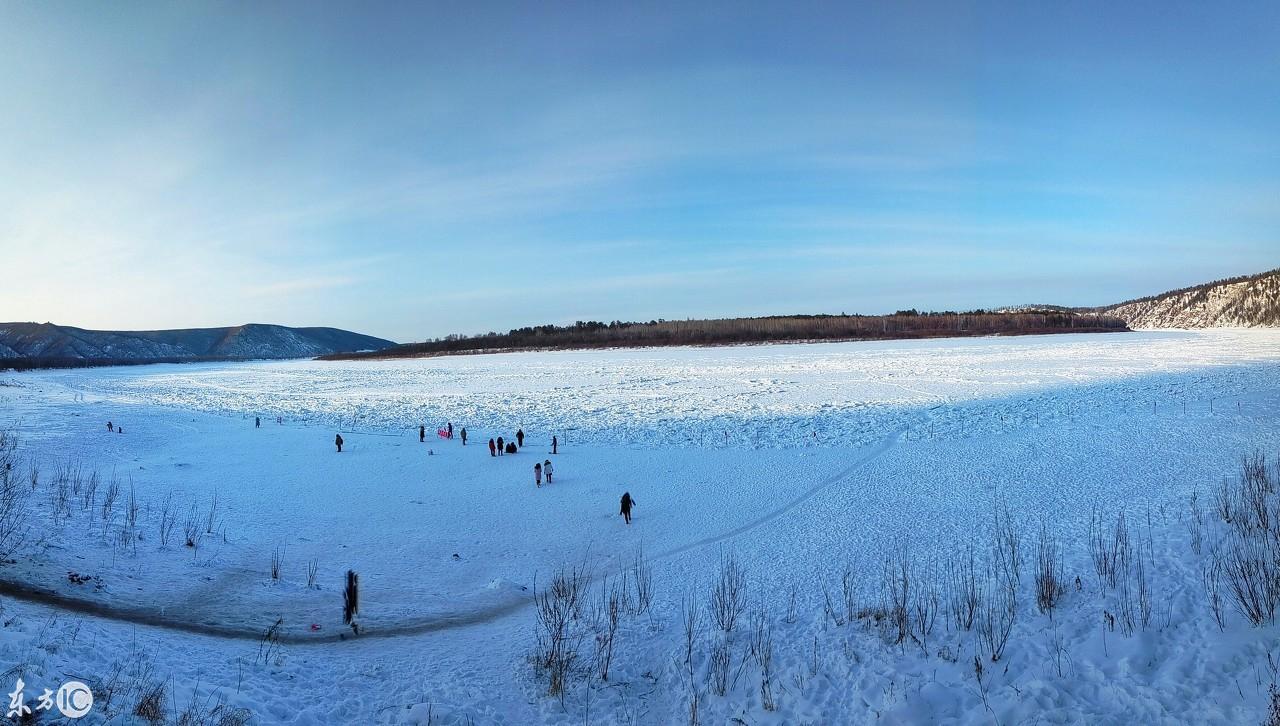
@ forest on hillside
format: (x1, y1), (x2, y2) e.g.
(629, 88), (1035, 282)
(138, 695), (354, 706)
(0, 355), (234, 372)
(1099, 268), (1280, 310)
(323, 311), (1129, 360)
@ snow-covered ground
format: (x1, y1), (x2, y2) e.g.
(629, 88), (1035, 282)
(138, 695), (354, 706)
(1, 330), (1278, 724)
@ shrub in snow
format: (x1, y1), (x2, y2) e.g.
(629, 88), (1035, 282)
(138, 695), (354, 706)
(749, 610), (776, 711)
(709, 551), (747, 634)
(977, 580), (1016, 662)
(631, 549), (654, 618)
(0, 430), (30, 561)
(134, 680), (167, 723)
(1212, 452), (1280, 626)
(912, 563), (941, 655)
(946, 545), (981, 632)
(881, 542), (913, 647)
(590, 576), (622, 682)
(1035, 520), (1066, 617)
(157, 492), (177, 548)
(534, 565), (587, 697)
(182, 505), (201, 549)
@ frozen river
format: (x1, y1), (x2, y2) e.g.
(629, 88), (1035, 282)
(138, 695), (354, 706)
(19, 329), (1280, 449)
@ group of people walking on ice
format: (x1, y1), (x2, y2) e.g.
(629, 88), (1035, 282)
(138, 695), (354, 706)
(329, 418), (635, 524)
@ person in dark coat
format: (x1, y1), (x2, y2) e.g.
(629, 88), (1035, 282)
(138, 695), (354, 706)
(534, 462), (542, 487)
(497, 436), (504, 455)
(506, 441), (517, 454)
(335, 433), (344, 453)
(107, 422), (113, 432)
(255, 416), (261, 428)
(460, 427), (467, 445)
(488, 438), (496, 457)
(516, 428), (525, 448)
(552, 435), (557, 455)
(447, 422), (453, 438)
(419, 425), (425, 443)
(620, 492), (636, 525)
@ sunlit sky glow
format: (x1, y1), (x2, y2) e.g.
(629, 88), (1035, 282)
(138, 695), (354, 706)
(2, 2), (1277, 342)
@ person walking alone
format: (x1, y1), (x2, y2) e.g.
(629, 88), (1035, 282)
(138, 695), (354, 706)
(335, 433), (344, 453)
(447, 422), (453, 438)
(552, 435), (557, 455)
(488, 438), (496, 457)
(256, 416), (261, 428)
(516, 428), (525, 448)
(420, 425), (425, 443)
(460, 427), (467, 445)
(534, 462), (542, 487)
(619, 492), (636, 525)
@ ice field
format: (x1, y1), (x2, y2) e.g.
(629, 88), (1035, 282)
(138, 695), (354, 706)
(1, 329), (1279, 723)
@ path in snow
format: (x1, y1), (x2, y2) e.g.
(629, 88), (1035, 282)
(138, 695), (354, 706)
(650, 421), (912, 562)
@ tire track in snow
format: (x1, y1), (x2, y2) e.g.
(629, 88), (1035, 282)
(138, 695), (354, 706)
(650, 423), (909, 563)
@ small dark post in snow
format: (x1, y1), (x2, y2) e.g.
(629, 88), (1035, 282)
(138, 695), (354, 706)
(344, 570), (360, 632)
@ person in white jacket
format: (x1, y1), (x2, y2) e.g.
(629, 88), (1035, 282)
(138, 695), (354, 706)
(543, 460), (553, 483)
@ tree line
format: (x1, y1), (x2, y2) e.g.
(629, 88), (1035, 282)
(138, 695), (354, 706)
(322, 311), (1129, 361)
(0, 355), (247, 372)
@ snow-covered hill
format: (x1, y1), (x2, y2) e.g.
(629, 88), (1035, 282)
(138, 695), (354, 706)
(1101, 268), (1280, 329)
(0, 322), (395, 362)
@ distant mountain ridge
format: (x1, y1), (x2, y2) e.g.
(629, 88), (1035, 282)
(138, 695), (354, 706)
(1096, 268), (1280, 329)
(0, 322), (395, 365)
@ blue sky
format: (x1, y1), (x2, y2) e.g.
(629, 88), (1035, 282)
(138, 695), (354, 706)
(1, 1), (1276, 342)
